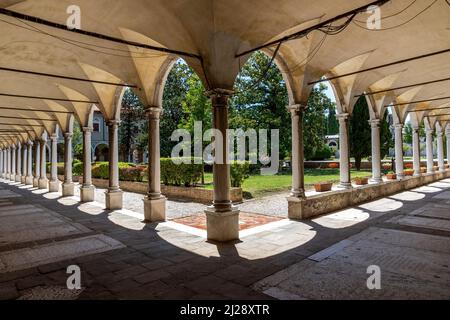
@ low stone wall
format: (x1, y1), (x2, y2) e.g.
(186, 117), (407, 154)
(288, 170), (450, 220)
(79, 177), (243, 204)
(305, 160), (432, 169)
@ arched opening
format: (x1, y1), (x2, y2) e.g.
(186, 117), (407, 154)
(94, 143), (109, 162)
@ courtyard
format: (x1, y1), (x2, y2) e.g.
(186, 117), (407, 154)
(0, 0), (450, 308)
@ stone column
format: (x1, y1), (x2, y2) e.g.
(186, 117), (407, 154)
(412, 126), (421, 176)
(426, 128), (435, 173)
(38, 137), (48, 189)
(26, 141), (34, 185)
(446, 128), (450, 168)
(49, 134), (59, 192)
(337, 113), (352, 188)
(436, 129), (445, 172)
(143, 107), (166, 222)
(62, 132), (74, 196)
(288, 104), (306, 197)
(21, 143), (27, 184)
(369, 119), (382, 183)
(7, 146), (11, 180)
(0, 149), (3, 179)
(205, 90), (239, 242)
(80, 127), (95, 202)
(105, 120), (123, 210)
(10, 144), (16, 182)
(394, 124), (405, 180)
(33, 141), (40, 187)
(15, 143), (22, 182)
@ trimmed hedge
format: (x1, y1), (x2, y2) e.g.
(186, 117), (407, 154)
(230, 161), (250, 187)
(91, 162), (136, 180)
(160, 158), (202, 187)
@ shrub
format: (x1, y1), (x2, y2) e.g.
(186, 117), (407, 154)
(92, 162), (135, 180)
(120, 167), (144, 182)
(159, 158), (203, 187)
(311, 145), (333, 160)
(230, 161), (250, 188)
(382, 163), (392, 171)
(404, 163), (413, 169)
(73, 162), (84, 176)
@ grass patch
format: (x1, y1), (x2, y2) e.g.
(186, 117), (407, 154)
(202, 169), (372, 198)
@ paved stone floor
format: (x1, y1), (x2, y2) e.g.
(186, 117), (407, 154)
(1, 178), (450, 300)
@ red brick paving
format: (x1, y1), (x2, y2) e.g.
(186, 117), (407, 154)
(171, 212), (283, 231)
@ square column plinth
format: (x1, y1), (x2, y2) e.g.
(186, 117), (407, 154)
(62, 182), (75, 197)
(205, 207), (240, 242)
(33, 177), (39, 188)
(49, 180), (60, 193)
(105, 190), (123, 210)
(80, 185), (95, 203)
(38, 178), (48, 190)
(144, 196), (167, 222)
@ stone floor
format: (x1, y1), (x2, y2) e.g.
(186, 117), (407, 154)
(0, 178), (450, 300)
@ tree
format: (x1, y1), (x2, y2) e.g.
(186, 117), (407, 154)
(349, 96), (371, 170)
(72, 121), (83, 161)
(326, 105), (339, 135)
(119, 88), (146, 162)
(380, 112), (394, 160)
(304, 84), (335, 160)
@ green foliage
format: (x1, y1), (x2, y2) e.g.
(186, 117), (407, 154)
(350, 97), (371, 170)
(230, 161), (251, 188)
(311, 145), (333, 160)
(73, 162), (84, 176)
(380, 112), (394, 160)
(120, 167), (144, 182)
(327, 106), (339, 135)
(73, 122), (83, 161)
(159, 158), (203, 187)
(160, 61), (194, 157)
(119, 88), (147, 161)
(92, 162), (135, 180)
(304, 84), (334, 160)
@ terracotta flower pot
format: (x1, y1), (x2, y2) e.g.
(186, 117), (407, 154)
(445, 164), (450, 169)
(420, 168), (427, 174)
(404, 170), (414, 176)
(314, 183), (333, 192)
(386, 173), (397, 180)
(354, 177), (369, 185)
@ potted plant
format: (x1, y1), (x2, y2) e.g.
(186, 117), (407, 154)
(445, 164), (450, 169)
(420, 167), (427, 174)
(404, 169), (414, 176)
(433, 165), (439, 172)
(386, 171), (397, 180)
(314, 182), (333, 192)
(354, 177), (369, 185)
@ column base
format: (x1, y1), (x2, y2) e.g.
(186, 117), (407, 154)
(143, 196), (167, 222)
(15, 175), (21, 183)
(21, 176), (26, 184)
(396, 174), (405, 181)
(205, 205), (240, 242)
(49, 180), (60, 193)
(33, 177), (39, 187)
(370, 177), (383, 184)
(337, 182), (352, 189)
(38, 178), (48, 189)
(62, 182), (75, 197)
(105, 190), (123, 210)
(10, 175), (16, 182)
(80, 185), (95, 202)
(287, 196), (306, 220)
(25, 176), (33, 185)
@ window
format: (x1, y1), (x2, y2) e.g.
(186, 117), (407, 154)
(93, 122), (100, 132)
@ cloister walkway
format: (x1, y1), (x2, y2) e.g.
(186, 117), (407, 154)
(1, 177), (450, 300)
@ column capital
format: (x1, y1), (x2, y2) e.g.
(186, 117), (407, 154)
(336, 113), (350, 121)
(107, 120), (121, 127)
(287, 104), (307, 114)
(205, 88), (234, 99)
(426, 128), (434, 135)
(64, 132), (73, 139)
(11, 145), (16, 150)
(445, 128), (450, 136)
(27, 140), (33, 146)
(82, 127), (93, 133)
(394, 123), (404, 130)
(50, 134), (58, 141)
(368, 119), (381, 128)
(145, 106), (163, 120)
(39, 137), (47, 144)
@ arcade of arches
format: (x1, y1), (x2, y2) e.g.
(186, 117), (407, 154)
(0, 0), (450, 300)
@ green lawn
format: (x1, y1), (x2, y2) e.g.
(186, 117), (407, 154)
(202, 169), (372, 198)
